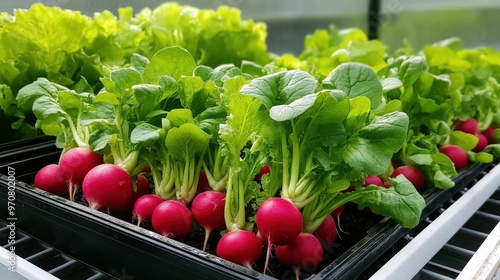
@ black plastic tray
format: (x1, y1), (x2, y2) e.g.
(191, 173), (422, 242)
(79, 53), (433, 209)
(0, 147), (496, 280)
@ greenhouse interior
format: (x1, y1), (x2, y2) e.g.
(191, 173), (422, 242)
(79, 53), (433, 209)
(1, 0), (500, 279)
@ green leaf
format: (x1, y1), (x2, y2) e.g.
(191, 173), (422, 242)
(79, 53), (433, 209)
(240, 70), (317, 109)
(131, 123), (161, 147)
(381, 77), (403, 92)
(16, 78), (59, 109)
(343, 111), (409, 175)
(166, 109), (194, 127)
(302, 89), (350, 125)
(398, 56), (425, 87)
(449, 130), (479, 151)
(269, 93), (317, 122)
(467, 152), (493, 163)
(346, 175), (426, 228)
(142, 47), (197, 83)
(344, 96), (370, 136)
(89, 130), (113, 151)
(131, 53), (150, 73)
(323, 62), (383, 110)
(165, 123), (210, 160)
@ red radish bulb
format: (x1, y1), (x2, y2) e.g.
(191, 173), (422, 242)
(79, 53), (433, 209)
(255, 164), (270, 184)
(196, 169), (209, 194)
(34, 164), (69, 198)
(132, 194), (163, 227)
(483, 125), (498, 144)
(59, 147), (103, 201)
(152, 200), (193, 239)
(313, 215), (337, 247)
(216, 230), (262, 269)
(439, 145), (469, 171)
(275, 233), (324, 278)
(391, 166), (425, 192)
(362, 175), (384, 187)
(82, 164), (135, 213)
(455, 118), (479, 134)
(133, 175), (151, 199)
(473, 133), (488, 152)
(256, 197), (303, 274)
(191, 191), (226, 251)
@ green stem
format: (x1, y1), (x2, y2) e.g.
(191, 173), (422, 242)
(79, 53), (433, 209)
(280, 125), (290, 198)
(288, 120), (301, 197)
(64, 114), (87, 148)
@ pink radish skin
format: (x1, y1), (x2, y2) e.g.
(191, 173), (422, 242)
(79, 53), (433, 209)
(59, 147), (103, 201)
(362, 175), (384, 187)
(216, 230), (262, 269)
(439, 145), (469, 171)
(82, 164), (135, 213)
(133, 175), (151, 200)
(191, 191), (226, 251)
(275, 233), (324, 279)
(391, 166), (426, 192)
(34, 164), (69, 198)
(256, 197), (303, 274)
(473, 133), (488, 152)
(455, 118), (479, 134)
(313, 215), (337, 247)
(132, 194), (163, 227)
(152, 200), (193, 240)
(483, 126), (497, 144)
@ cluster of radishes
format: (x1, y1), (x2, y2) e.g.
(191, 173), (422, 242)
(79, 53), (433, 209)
(216, 197), (337, 278)
(376, 118), (498, 194)
(34, 154), (339, 278)
(34, 147), (150, 213)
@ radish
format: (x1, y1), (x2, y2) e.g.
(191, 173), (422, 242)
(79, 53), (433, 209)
(132, 194), (163, 227)
(255, 164), (270, 184)
(133, 175), (151, 199)
(455, 118), (479, 134)
(216, 230), (262, 269)
(275, 233), (324, 279)
(59, 147), (104, 201)
(82, 164), (135, 213)
(191, 191), (226, 251)
(34, 164), (69, 198)
(152, 200), (193, 240)
(256, 197), (303, 274)
(362, 175), (384, 187)
(483, 125), (498, 144)
(196, 169), (209, 195)
(391, 165), (425, 192)
(473, 133), (488, 152)
(439, 145), (468, 171)
(313, 215), (337, 247)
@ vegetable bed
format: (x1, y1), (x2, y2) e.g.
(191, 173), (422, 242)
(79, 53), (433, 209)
(1, 149), (496, 279)
(2, 2), (500, 280)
